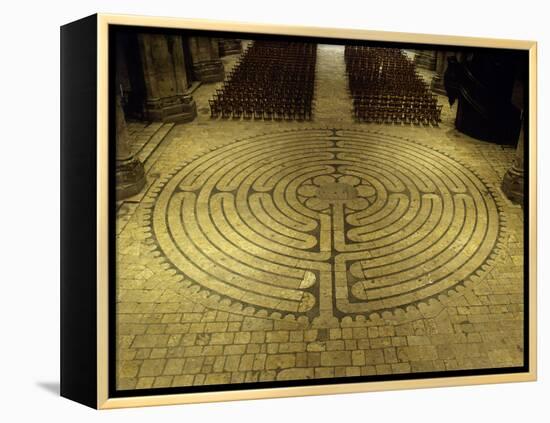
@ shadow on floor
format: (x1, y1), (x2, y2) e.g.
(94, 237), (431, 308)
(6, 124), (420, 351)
(36, 381), (60, 396)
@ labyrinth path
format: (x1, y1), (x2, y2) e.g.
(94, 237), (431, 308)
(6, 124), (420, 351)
(149, 128), (502, 325)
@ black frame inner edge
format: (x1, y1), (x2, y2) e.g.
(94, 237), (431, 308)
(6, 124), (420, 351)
(107, 24), (531, 399)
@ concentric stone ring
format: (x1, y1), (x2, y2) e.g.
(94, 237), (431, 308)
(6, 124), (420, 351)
(149, 128), (502, 323)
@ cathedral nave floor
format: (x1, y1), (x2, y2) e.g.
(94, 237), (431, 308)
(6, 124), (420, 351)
(115, 44), (524, 390)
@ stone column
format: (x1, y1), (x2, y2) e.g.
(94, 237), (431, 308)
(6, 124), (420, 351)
(188, 36), (225, 82)
(218, 39), (242, 56)
(501, 122), (525, 204)
(415, 49), (437, 70)
(138, 33), (197, 123)
(430, 51), (449, 95)
(116, 95), (146, 200)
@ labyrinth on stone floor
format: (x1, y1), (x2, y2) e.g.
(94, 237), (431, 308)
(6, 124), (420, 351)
(147, 128), (503, 325)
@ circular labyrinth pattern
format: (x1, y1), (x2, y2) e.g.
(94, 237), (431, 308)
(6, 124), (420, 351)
(149, 128), (503, 324)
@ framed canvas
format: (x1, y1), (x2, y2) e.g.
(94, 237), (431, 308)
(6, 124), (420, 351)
(60, 13), (537, 409)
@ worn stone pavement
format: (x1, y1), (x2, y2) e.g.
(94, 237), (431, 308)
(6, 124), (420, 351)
(115, 44), (524, 390)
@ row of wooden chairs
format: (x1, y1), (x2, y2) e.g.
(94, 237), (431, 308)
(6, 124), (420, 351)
(345, 46), (442, 125)
(209, 41), (316, 121)
(352, 93), (439, 106)
(353, 96), (443, 124)
(208, 99), (313, 120)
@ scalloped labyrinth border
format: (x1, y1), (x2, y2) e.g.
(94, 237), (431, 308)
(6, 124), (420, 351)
(132, 127), (508, 329)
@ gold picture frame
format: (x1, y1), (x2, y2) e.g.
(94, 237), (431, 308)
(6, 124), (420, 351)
(60, 13), (537, 409)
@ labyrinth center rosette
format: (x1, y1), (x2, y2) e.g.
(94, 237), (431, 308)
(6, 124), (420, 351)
(150, 129), (502, 321)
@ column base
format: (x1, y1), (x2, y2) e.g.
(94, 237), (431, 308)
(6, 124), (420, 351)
(116, 157), (146, 200)
(193, 60), (225, 83)
(430, 75), (446, 95)
(501, 166), (524, 205)
(219, 39), (242, 56)
(145, 94), (197, 123)
(415, 52), (437, 71)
